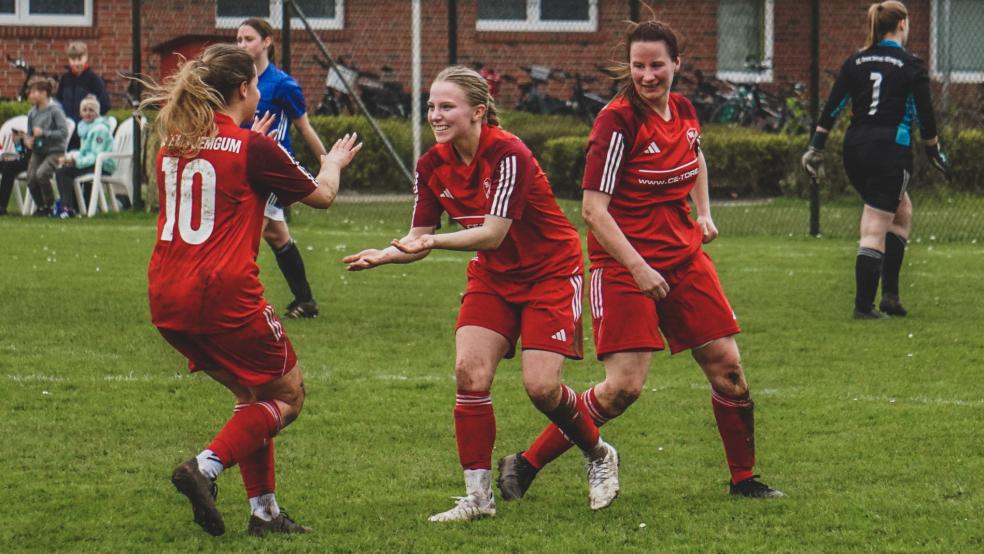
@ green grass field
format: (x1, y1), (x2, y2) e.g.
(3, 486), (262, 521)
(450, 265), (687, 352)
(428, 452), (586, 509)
(1, 201), (982, 552)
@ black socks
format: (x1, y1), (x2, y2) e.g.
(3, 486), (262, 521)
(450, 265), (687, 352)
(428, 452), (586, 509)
(273, 238), (313, 303)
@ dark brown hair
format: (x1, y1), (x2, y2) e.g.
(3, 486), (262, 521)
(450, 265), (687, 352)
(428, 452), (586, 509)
(138, 43), (256, 156)
(240, 18), (276, 63)
(26, 75), (54, 95)
(610, 19), (683, 115)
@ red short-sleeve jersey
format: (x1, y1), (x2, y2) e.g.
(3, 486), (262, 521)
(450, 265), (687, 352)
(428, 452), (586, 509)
(582, 93), (704, 270)
(412, 124), (582, 281)
(148, 113), (319, 333)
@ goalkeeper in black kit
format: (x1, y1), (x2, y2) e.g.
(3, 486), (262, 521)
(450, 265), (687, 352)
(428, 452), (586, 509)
(801, 1), (951, 319)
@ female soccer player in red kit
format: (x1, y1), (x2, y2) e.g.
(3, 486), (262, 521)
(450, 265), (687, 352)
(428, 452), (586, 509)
(142, 44), (361, 536)
(497, 20), (783, 500)
(343, 66), (620, 521)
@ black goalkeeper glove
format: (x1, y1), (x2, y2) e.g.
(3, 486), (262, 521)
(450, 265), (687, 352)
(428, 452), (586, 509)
(924, 142), (952, 182)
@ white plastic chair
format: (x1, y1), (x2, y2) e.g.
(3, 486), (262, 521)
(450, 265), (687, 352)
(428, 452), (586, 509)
(77, 116), (138, 217)
(1, 115), (29, 214)
(12, 116), (75, 215)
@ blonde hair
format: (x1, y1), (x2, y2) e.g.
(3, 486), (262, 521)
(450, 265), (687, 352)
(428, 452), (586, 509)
(865, 1), (908, 49)
(432, 65), (500, 127)
(79, 94), (100, 113)
(137, 44), (255, 157)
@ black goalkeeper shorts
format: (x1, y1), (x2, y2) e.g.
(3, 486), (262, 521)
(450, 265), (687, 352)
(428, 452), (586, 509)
(842, 140), (913, 213)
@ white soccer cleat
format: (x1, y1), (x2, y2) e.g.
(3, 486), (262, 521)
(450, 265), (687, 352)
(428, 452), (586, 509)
(427, 494), (497, 522)
(428, 468), (496, 522)
(586, 439), (620, 510)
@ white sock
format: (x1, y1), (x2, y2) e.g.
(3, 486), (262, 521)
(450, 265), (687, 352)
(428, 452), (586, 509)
(463, 469), (493, 504)
(195, 449), (224, 480)
(249, 493), (281, 521)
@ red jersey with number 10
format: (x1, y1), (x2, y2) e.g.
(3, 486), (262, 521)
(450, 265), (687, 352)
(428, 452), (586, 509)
(582, 93), (703, 270)
(148, 113), (318, 333)
(412, 124), (582, 281)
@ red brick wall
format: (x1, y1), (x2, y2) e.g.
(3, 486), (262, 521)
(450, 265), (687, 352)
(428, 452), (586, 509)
(0, 0), (975, 112)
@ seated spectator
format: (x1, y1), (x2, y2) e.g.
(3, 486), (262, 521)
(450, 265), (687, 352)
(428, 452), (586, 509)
(56, 41), (110, 150)
(24, 76), (69, 216)
(55, 95), (115, 218)
(0, 126), (29, 216)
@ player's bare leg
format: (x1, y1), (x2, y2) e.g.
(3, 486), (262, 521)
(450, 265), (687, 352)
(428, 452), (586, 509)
(172, 367), (310, 535)
(522, 349), (619, 510)
(499, 351), (648, 502)
(429, 326), (504, 522)
(694, 337), (782, 498)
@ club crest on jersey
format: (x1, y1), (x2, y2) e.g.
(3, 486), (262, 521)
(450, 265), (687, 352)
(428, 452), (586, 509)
(686, 128), (700, 150)
(483, 177), (492, 199)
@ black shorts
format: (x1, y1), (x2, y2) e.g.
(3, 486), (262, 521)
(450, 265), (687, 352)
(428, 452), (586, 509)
(842, 140), (912, 213)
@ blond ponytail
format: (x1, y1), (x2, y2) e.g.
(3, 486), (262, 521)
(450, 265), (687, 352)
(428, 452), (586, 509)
(865, 1), (908, 49)
(138, 44), (255, 157)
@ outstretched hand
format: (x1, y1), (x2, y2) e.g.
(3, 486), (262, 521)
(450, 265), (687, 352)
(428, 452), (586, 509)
(323, 133), (363, 170)
(250, 111), (276, 137)
(391, 235), (434, 254)
(343, 248), (388, 271)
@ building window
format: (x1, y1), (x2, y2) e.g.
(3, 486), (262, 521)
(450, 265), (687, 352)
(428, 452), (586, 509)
(716, 0), (774, 83)
(932, 0), (984, 82)
(477, 0), (598, 32)
(216, 0), (344, 30)
(0, 0), (92, 26)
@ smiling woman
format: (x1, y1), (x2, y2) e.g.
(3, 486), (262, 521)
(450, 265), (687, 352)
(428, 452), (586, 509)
(343, 65), (621, 522)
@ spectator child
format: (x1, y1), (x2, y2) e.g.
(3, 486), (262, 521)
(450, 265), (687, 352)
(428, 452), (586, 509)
(55, 95), (116, 217)
(24, 76), (69, 216)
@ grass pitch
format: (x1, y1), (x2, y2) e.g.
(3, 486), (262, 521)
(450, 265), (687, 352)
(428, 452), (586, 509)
(1, 200), (982, 552)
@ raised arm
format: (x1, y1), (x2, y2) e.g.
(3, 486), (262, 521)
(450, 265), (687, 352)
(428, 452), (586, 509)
(300, 133), (362, 208)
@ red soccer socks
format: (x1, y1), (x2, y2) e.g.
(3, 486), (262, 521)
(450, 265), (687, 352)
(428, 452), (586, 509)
(207, 400), (283, 469)
(232, 402), (277, 498)
(711, 390), (757, 484)
(524, 386), (612, 469)
(454, 390), (496, 470)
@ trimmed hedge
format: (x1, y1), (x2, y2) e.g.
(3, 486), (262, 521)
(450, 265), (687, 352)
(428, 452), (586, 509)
(7, 101), (979, 197)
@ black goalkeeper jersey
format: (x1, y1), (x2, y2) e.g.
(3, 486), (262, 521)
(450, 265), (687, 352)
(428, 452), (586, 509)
(819, 40), (937, 148)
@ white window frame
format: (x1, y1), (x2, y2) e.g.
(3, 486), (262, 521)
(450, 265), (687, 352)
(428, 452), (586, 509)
(476, 0), (598, 33)
(716, 0), (774, 84)
(215, 0), (344, 30)
(930, 0), (984, 83)
(0, 0), (93, 27)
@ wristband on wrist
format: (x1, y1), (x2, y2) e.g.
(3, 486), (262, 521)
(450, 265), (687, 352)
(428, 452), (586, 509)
(809, 131), (828, 150)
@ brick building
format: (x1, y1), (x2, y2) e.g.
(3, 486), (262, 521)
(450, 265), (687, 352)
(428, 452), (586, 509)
(1, 1), (980, 112)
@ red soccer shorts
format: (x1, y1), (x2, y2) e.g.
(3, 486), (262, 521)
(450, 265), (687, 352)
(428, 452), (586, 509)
(588, 251), (740, 357)
(456, 263), (584, 360)
(157, 304), (298, 388)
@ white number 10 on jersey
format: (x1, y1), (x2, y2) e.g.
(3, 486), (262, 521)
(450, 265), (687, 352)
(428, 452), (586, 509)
(160, 156), (216, 244)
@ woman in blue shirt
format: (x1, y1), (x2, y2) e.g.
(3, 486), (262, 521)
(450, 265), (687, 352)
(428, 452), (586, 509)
(238, 18), (329, 320)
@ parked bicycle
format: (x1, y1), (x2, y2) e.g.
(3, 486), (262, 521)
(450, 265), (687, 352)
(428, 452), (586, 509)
(5, 56), (57, 102)
(315, 57), (412, 120)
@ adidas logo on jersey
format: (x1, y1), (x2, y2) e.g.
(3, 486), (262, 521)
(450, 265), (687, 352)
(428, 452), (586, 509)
(440, 188), (455, 199)
(551, 330), (567, 341)
(645, 141), (661, 154)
